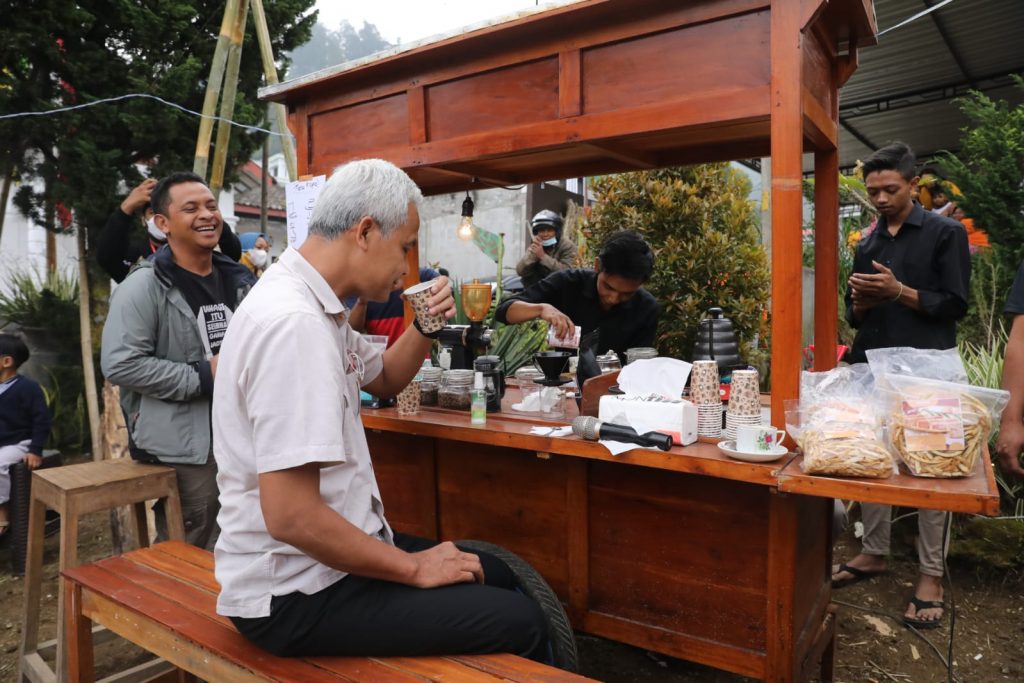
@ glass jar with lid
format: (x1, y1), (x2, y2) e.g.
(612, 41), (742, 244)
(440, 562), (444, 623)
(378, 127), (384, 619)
(419, 366), (443, 406)
(595, 350), (622, 374)
(438, 369), (475, 410)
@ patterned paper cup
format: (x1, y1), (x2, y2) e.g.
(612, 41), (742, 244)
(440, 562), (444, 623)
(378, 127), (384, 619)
(728, 369), (761, 417)
(397, 380), (421, 416)
(690, 360), (721, 404)
(403, 279), (446, 334)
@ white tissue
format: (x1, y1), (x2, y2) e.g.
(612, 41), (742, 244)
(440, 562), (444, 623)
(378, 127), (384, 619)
(512, 387), (564, 413)
(617, 357), (692, 398)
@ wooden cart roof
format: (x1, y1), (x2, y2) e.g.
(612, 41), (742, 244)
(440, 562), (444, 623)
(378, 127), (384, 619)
(261, 0), (876, 196)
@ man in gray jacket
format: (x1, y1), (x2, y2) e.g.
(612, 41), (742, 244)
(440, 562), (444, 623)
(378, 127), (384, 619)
(101, 171), (256, 549)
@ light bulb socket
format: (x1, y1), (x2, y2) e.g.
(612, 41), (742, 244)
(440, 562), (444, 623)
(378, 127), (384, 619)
(461, 194), (474, 218)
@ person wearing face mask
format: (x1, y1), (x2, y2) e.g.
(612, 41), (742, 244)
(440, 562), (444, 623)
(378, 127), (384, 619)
(97, 177), (242, 283)
(239, 233), (272, 277)
(515, 209), (577, 289)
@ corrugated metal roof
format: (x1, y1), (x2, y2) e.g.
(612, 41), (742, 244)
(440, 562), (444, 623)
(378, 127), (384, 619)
(834, 0), (1024, 169)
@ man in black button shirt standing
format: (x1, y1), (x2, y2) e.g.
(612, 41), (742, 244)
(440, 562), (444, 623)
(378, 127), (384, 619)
(102, 172), (256, 549)
(832, 142), (970, 629)
(494, 230), (659, 356)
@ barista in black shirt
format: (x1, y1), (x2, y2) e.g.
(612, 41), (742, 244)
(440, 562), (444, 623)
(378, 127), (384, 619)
(494, 230), (659, 355)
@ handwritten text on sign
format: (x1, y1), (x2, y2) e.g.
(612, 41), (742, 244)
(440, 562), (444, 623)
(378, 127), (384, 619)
(285, 175), (326, 248)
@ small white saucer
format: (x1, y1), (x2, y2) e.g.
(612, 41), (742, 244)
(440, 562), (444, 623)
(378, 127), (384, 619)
(717, 440), (788, 463)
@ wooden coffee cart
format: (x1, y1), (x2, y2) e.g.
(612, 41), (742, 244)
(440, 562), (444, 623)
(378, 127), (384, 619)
(262, 2), (999, 680)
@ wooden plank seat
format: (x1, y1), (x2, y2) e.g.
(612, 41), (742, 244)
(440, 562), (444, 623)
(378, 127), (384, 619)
(62, 541), (594, 682)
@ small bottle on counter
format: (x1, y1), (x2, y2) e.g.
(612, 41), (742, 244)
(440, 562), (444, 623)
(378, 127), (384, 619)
(470, 371), (487, 425)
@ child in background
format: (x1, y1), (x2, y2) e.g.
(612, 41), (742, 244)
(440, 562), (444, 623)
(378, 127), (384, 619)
(0, 334), (51, 539)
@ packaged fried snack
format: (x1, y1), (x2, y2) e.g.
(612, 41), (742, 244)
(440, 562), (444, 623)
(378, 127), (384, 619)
(883, 376), (1007, 478)
(792, 365), (895, 479)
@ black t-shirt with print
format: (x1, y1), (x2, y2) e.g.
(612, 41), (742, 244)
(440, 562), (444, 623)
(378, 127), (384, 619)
(169, 263), (235, 357)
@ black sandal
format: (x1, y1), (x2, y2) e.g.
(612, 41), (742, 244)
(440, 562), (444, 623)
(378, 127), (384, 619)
(904, 596), (945, 629)
(831, 562), (885, 589)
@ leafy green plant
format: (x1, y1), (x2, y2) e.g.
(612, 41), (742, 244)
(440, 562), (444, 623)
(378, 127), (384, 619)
(0, 268), (79, 336)
(582, 164), (771, 367)
(959, 248), (1007, 347)
(941, 77), (1024, 304)
(489, 320), (548, 376)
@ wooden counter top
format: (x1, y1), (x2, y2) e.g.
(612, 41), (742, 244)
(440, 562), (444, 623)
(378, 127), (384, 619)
(777, 452), (1001, 516)
(362, 404), (787, 487)
(362, 399), (1001, 516)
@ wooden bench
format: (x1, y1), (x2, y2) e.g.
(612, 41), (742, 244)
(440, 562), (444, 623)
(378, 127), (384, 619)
(62, 541), (594, 682)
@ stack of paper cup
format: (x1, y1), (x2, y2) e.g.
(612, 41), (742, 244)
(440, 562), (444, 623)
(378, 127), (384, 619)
(725, 368), (762, 440)
(691, 360), (723, 438)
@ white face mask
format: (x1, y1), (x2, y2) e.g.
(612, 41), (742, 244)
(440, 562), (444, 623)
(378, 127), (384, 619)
(146, 217), (166, 243)
(249, 247), (269, 268)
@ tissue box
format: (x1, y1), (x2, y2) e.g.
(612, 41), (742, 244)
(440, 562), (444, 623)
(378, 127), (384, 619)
(598, 394), (698, 446)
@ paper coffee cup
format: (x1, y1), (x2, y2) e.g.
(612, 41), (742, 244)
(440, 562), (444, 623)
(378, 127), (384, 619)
(397, 379), (421, 416)
(403, 279), (446, 334)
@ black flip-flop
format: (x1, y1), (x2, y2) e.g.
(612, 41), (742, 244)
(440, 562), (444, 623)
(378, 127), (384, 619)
(831, 562), (885, 589)
(903, 596), (945, 629)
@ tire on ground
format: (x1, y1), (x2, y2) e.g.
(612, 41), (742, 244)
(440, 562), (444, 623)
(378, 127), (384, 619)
(456, 539), (579, 673)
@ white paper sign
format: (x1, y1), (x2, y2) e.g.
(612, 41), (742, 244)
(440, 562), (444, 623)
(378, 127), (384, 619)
(285, 175), (326, 248)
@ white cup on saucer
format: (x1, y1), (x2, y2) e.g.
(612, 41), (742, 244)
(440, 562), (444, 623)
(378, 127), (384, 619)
(736, 424), (786, 453)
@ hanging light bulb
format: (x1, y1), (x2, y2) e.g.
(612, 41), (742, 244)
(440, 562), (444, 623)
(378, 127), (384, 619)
(456, 192), (475, 240)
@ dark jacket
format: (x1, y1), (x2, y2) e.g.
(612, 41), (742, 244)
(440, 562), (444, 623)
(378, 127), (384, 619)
(0, 375), (51, 454)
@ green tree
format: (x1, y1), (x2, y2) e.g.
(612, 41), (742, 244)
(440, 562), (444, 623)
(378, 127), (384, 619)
(583, 164), (771, 365)
(1, 0), (316, 251)
(941, 77), (1024, 300)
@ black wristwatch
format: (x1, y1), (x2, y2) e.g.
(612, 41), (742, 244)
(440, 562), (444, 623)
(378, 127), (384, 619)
(413, 318), (442, 339)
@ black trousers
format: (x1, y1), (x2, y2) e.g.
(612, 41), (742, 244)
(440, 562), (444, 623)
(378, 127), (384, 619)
(231, 533), (549, 661)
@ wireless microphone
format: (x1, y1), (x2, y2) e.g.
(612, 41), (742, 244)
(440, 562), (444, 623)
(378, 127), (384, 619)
(571, 416), (673, 451)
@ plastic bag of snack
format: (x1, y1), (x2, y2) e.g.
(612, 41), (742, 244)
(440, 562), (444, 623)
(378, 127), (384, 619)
(879, 374), (1008, 478)
(794, 365), (895, 478)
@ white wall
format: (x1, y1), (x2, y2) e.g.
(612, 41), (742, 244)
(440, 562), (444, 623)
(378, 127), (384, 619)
(418, 187), (529, 283)
(0, 179), (78, 294)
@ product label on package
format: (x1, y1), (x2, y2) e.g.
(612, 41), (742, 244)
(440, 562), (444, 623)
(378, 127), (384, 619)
(901, 396), (965, 452)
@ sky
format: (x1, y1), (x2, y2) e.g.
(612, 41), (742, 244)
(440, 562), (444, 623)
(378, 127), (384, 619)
(313, 0), (559, 45)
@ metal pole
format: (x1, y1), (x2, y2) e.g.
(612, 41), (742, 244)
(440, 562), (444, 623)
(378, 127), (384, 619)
(209, 0), (250, 197)
(249, 0), (298, 181)
(260, 135), (269, 234)
(193, 0), (239, 179)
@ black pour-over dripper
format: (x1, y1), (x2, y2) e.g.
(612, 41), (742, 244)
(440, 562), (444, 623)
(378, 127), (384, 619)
(534, 351), (572, 387)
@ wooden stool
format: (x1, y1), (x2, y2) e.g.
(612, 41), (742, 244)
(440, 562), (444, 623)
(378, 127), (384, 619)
(19, 459), (185, 683)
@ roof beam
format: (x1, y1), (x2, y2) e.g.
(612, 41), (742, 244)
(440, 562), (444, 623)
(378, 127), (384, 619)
(839, 117), (876, 152)
(580, 143), (659, 169)
(840, 70), (1024, 119)
(427, 164), (521, 190)
(923, 0), (976, 88)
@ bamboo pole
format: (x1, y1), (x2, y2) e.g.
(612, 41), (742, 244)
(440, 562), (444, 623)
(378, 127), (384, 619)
(76, 227), (101, 460)
(209, 0), (250, 197)
(250, 0), (298, 181)
(193, 0), (240, 179)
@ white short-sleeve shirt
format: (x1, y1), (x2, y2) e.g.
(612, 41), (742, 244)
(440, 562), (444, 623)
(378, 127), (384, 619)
(213, 247), (388, 618)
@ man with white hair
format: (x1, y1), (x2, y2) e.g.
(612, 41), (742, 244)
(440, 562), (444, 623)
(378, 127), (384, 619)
(212, 159), (548, 660)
